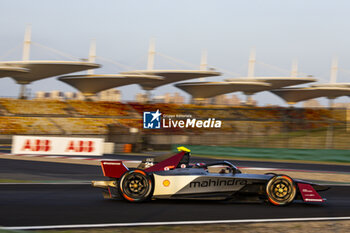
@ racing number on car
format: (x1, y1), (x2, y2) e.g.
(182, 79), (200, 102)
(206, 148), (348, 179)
(144, 162), (154, 168)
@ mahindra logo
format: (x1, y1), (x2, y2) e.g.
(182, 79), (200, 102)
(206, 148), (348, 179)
(189, 179), (248, 188)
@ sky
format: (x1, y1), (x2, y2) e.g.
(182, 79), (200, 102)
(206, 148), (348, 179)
(1, 0), (350, 106)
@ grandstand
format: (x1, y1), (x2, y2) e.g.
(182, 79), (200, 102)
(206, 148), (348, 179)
(0, 99), (69, 115)
(0, 99), (345, 132)
(128, 103), (183, 115)
(0, 117), (62, 134)
(0, 98), (348, 149)
(67, 101), (139, 117)
(51, 117), (118, 135)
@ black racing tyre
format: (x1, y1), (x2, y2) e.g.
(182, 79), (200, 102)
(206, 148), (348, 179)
(266, 175), (296, 206)
(119, 169), (153, 202)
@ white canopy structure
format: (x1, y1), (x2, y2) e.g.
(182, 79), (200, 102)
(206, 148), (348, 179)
(0, 61), (100, 84)
(58, 74), (163, 97)
(121, 70), (221, 90)
(272, 58), (350, 106)
(225, 77), (316, 95)
(0, 26), (101, 98)
(175, 81), (270, 99)
(271, 86), (350, 105)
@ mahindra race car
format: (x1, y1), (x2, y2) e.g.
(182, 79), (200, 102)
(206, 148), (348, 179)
(92, 147), (328, 205)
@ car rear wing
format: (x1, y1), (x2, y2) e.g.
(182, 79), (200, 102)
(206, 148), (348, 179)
(100, 146), (191, 178)
(100, 161), (129, 179)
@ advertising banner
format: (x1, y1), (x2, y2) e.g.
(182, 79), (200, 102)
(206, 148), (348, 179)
(11, 136), (104, 156)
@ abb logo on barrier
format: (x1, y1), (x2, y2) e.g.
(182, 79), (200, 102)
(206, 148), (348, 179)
(66, 140), (95, 152)
(22, 139), (51, 152)
(12, 136), (103, 156)
(21, 139), (95, 152)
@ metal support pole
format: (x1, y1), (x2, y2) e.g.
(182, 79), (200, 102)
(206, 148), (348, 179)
(245, 94), (253, 105)
(146, 90), (152, 103)
(291, 59), (298, 77)
(330, 57), (338, 83)
(200, 49), (208, 71)
(147, 39), (155, 70)
(87, 39), (96, 75)
(329, 98), (334, 109)
(19, 84), (27, 99)
(22, 25), (31, 61)
(325, 124), (334, 149)
(247, 48), (256, 78)
(199, 49), (208, 81)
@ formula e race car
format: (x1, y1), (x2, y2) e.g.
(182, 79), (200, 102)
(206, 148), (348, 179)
(92, 147), (328, 205)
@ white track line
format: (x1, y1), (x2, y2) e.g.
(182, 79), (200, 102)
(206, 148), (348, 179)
(2, 217), (350, 230)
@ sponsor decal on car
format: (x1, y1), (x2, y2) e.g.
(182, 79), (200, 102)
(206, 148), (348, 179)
(163, 180), (170, 187)
(189, 178), (248, 188)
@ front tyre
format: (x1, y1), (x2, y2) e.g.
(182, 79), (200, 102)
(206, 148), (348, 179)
(266, 175), (296, 206)
(119, 169), (153, 202)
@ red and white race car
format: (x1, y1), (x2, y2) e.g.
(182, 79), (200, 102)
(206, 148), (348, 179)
(92, 147), (328, 205)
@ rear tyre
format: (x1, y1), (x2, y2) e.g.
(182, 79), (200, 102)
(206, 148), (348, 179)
(119, 169), (153, 202)
(266, 175), (296, 206)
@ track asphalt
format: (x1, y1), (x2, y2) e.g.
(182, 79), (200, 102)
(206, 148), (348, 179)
(0, 184), (349, 227)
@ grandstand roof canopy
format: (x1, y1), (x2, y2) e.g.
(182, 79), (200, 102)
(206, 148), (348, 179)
(0, 61), (100, 84)
(271, 86), (350, 104)
(120, 70), (221, 90)
(0, 65), (29, 78)
(311, 83), (350, 88)
(225, 77), (317, 93)
(58, 74), (163, 96)
(175, 81), (271, 99)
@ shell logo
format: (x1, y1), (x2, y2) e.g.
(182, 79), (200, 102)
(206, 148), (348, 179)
(163, 179), (170, 187)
